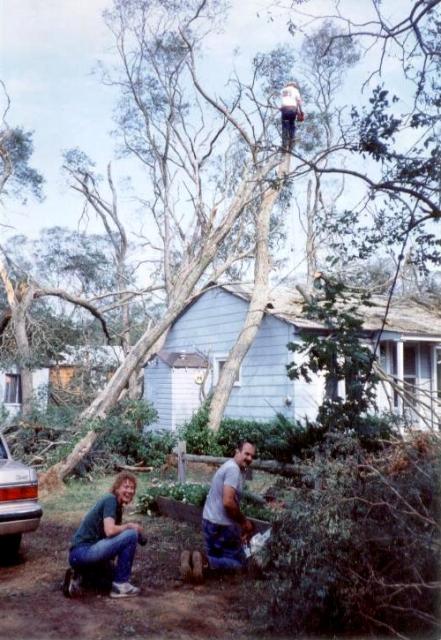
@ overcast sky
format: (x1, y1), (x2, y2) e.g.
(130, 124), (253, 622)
(0, 0), (286, 239)
(0, 0), (414, 252)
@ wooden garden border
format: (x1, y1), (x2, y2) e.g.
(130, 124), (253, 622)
(156, 496), (271, 533)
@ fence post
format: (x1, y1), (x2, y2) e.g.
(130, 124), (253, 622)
(177, 440), (187, 483)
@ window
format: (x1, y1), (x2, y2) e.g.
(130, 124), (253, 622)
(4, 374), (22, 404)
(214, 356), (241, 386)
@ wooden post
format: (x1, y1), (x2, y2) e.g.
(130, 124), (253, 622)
(177, 440), (187, 483)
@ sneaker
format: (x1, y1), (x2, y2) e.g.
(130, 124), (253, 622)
(180, 549), (193, 583)
(62, 568), (83, 598)
(191, 551), (204, 584)
(109, 581), (140, 598)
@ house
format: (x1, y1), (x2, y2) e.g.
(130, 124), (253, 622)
(0, 368), (49, 418)
(0, 346), (124, 420)
(143, 284), (441, 431)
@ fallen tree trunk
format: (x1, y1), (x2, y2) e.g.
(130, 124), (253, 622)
(116, 464), (154, 472)
(208, 154), (291, 432)
(39, 156), (282, 491)
(175, 452), (311, 479)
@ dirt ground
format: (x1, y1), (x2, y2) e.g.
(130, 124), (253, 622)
(0, 497), (265, 640)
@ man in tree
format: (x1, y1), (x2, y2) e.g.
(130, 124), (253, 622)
(63, 471), (145, 599)
(280, 81), (304, 150)
(200, 441), (256, 572)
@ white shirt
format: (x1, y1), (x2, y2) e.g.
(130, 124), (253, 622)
(202, 458), (244, 526)
(281, 85), (301, 109)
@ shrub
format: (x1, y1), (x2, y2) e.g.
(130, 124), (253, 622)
(137, 481), (210, 513)
(137, 480), (274, 521)
(178, 400), (223, 456)
(257, 433), (441, 639)
(93, 399), (172, 470)
(179, 402), (327, 461)
(216, 417), (271, 457)
(252, 413), (327, 462)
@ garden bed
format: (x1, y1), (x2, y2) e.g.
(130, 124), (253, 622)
(156, 496), (271, 533)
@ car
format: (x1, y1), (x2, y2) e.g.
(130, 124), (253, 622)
(0, 432), (43, 557)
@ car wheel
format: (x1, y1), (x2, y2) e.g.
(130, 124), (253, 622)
(0, 533), (22, 560)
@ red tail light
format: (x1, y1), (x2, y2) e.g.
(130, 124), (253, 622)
(0, 485), (38, 501)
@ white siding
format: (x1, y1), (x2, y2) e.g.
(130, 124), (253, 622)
(33, 369), (50, 409)
(144, 359), (172, 430)
(417, 343), (435, 427)
(0, 368), (49, 418)
(288, 341), (324, 422)
(171, 369), (204, 430)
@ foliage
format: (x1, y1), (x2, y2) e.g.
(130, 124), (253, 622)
(6, 402), (80, 464)
(217, 414), (325, 462)
(94, 400), (172, 469)
(179, 402), (325, 462)
(4, 399), (165, 471)
(177, 400), (223, 456)
(287, 277), (386, 436)
(0, 126), (44, 203)
(137, 481), (210, 513)
(257, 433), (441, 639)
(137, 480), (273, 521)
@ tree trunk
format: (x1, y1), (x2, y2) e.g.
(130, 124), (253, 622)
(305, 176), (319, 290)
(40, 157), (280, 489)
(0, 255), (35, 415)
(208, 155), (290, 431)
(14, 306), (34, 415)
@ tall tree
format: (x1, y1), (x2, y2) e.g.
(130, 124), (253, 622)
(40, 0), (294, 487)
(286, 0), (441, 275)
(0, 81), (44, 413)
(62, 151), (150, 397)
(298, 21), (360, 287)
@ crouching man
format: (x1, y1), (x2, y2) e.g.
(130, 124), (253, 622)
(202, 441), (256, 571)
(64, 471), (144, 599)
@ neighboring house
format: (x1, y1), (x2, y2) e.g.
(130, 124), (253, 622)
(0, 346), (124, 419)
(143, 285), (441, 432)
(0, 368), (49, 418)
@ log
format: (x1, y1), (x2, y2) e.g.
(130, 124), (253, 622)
(175, 453), (311, 478)
(116, 464), (154, 472)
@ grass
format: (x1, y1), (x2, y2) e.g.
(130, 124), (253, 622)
(41, 463), (279, 521)
(41, 472), (155, 516)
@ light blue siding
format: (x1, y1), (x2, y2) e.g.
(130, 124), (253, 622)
(144, 289), (441, 431)
(145, 288), (301, 425)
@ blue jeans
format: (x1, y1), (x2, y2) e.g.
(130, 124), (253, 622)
(69, 529), (138, 583)
(202, 518), (247, 571)
(281, 108), (297, 149)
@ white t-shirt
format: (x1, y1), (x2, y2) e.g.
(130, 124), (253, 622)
(281, 85), (301, 109)
(202, 458), (244, 526)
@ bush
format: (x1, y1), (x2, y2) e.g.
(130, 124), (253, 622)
(178, 400), (223, 456)
(137, 481), (210, 513)
(257, 433), (441, 639)
(178, 401), (398, 463)
(180, 402), (319, 462)
(137, 480), (274, 521)
(93, 399), (173, 470)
